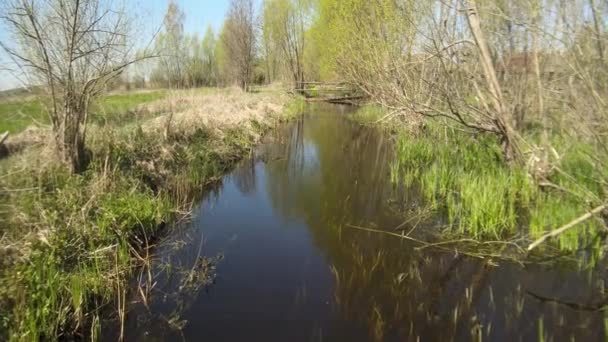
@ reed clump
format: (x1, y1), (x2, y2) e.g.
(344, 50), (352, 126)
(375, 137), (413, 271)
(389, 118), (605, 251)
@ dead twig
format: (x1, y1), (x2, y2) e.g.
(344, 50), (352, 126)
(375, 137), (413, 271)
(346, 223), (426, 244)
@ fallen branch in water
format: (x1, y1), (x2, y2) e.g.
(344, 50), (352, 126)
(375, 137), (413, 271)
(527, 290), (608, 312)
(345, 224), (524, 265)
(416, 238), (525, 255)
(527, 204), (607, 251)
(347, 223), (426, 242)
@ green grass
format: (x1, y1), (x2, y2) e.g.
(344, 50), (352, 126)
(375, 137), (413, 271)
(0, 127), (257, 340)
(90, 91), (166, 125)
(349, 104), (385, 125)
(389, 117), (605, 251)
(280, 95), (306, 121)
(0, 99), (47, 133)
(0, 90), (166, 134)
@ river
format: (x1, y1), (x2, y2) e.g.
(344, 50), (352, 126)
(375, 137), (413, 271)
(105, 104), (607, 341)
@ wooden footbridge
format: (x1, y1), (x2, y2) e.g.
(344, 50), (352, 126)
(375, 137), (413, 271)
(294, 82), (364, 105)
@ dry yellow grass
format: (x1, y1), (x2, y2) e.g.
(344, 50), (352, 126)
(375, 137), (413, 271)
(1, 87), (291, 159)
(1, 126), (49, 157)
(140, 87), (290, 138)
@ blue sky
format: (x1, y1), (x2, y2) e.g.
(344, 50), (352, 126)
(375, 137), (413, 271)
(144, 0), (231, 37)
(0, 0), (255, 91)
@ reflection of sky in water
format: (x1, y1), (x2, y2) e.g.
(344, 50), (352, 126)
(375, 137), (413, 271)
(302, 140), (319, 168)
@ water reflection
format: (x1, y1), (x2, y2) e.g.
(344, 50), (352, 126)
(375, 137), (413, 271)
(107, 104), (608, 341)
(233, 157), (256, 195)
(264, 107), (396, 230)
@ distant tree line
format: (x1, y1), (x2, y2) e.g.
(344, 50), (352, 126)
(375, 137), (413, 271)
(128, 0), (254, 90)
(127, 0), (313, 91)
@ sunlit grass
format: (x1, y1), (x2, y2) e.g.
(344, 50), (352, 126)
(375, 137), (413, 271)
(0, 90), (167, 133)
(0, 99), (47, 133)
(390, 119), (604, 249)
(280, 95), (306, 120)
(90, 91), (167, 125)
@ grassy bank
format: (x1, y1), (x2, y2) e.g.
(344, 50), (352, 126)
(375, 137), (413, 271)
(351, 105), (606, 255)
(0, 88), (304, 340)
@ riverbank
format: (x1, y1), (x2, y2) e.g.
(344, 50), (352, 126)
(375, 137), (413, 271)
(0, 87), (303, 340)
(349, 105), (607, 258)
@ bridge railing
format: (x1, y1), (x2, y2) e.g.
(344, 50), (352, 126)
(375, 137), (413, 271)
(294, 82), (363, 103)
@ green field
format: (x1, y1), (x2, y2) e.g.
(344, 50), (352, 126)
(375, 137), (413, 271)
(0, 90), (166, 133)
(89, 91), (167, 125)
(0, 99), (47, 133)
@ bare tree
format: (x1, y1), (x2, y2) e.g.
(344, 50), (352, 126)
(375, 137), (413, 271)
(222, 0), (256, 90)
(313, 0), (525, 163)
(262, 0), (310, 88)
(589, 0), (605, 63)
(0, 0), (153, 172)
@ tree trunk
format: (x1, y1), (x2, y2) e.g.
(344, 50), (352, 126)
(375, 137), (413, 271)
(58, 99), (89, 173)
(494, 116), (518, 164)
(58, 125), (86, 173)
(463, 0), (521, 164)
(532, 0), (548, 168)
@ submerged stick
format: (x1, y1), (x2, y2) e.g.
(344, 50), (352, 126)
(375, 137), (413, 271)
(527, 204), (607, 251)
(345, 224), (523, 264)
(346, 224), (425, 244)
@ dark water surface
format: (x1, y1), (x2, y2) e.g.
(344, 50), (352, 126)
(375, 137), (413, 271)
(108, 104), (608, 341)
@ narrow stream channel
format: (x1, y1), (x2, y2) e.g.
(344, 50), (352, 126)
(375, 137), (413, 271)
(107, 104), (607, 341)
